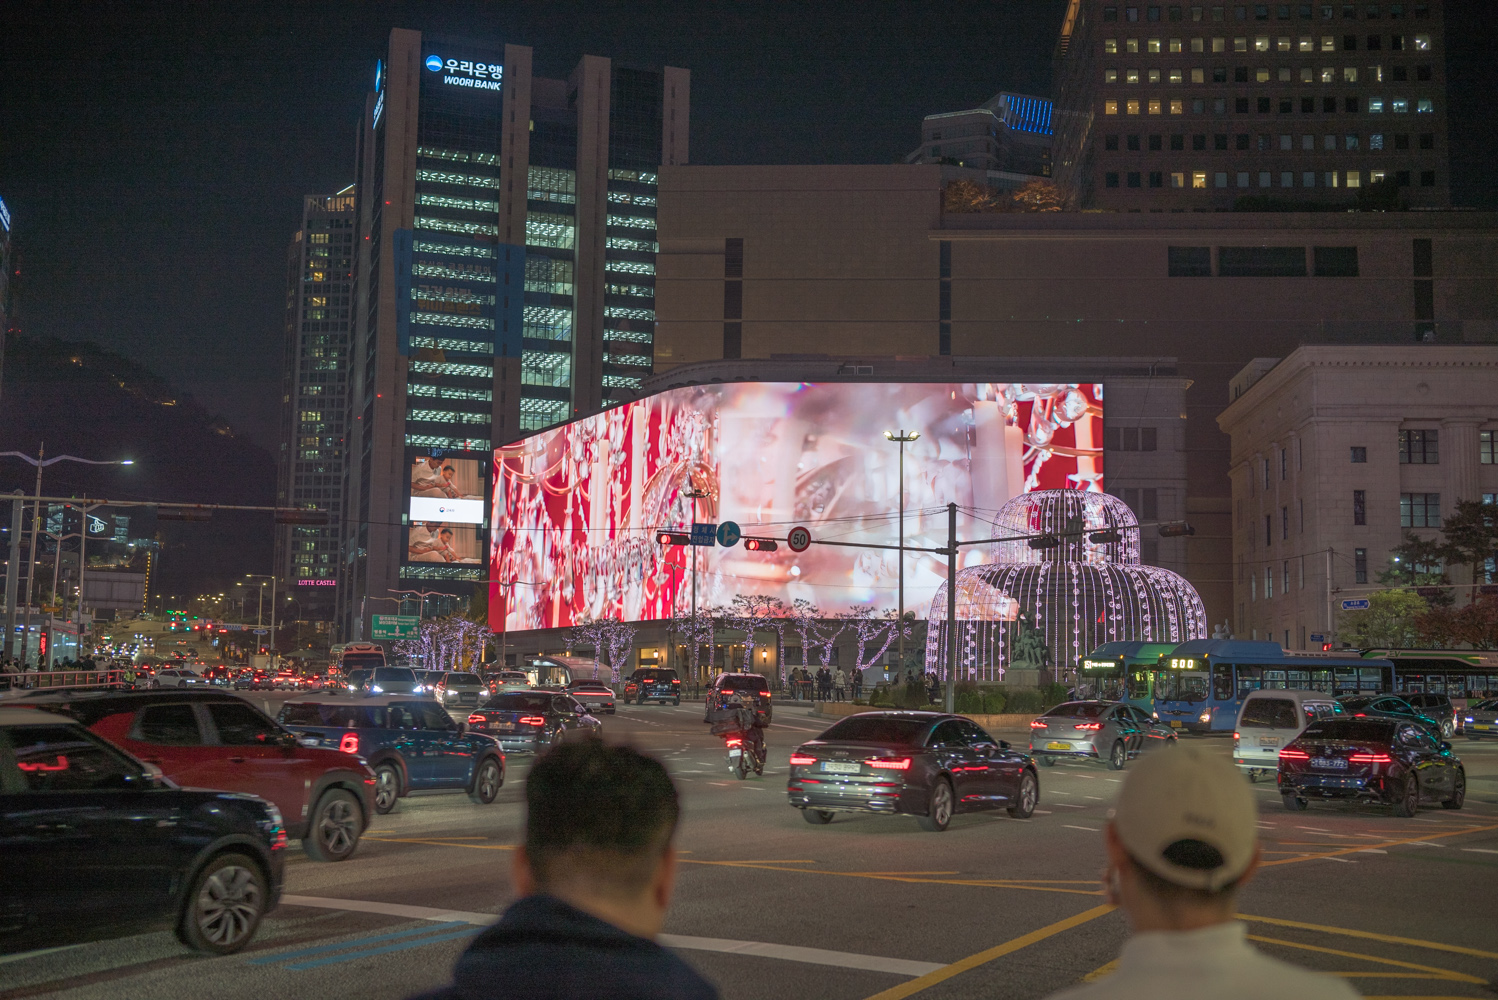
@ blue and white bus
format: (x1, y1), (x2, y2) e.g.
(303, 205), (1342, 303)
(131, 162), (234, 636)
(1149, 639), (1395, 734)
(1079, 641), (1182, 710)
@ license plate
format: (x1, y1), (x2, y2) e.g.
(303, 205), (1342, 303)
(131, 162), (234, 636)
(1475, 724), (1492, 730)
(1311, 757), (1348, 770)
(728, 749), (741, 758)
(1170, 720), (1183, 728)
(495, 723), (514, 731)
(1046, 741), (1070, 751)
(822, 760), (860, 774)
(1258, 736), (1280, 747)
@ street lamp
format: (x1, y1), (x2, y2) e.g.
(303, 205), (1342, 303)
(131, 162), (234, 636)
(883, 430), (920, 679)
(244, 574), (277, 664)
(1, 447), (133, 666)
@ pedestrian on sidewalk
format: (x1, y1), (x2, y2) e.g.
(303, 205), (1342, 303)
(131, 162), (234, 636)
(1038, 745), (1357, 1000)
(832, 666), (846, 702)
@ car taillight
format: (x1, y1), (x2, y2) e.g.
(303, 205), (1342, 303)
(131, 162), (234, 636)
(272, 828), (288, 851)
(868, 758), (912, 770)
(1354, 713), (1367, 717)
(671, 679), (680, 685)
(758, 690), (770, 697)
(339, 732), (359, 754)
(1074, 723), (1103, 731)
(1349, 753), (1392, 763)
(519, 716), (546, 726)
(468, 714), (486, 725)
(1279, 748), (1310, 759)
(1030, 720), (1047, 728)
(789, 754), (816, 765)
(1233, 731), (1240, 741)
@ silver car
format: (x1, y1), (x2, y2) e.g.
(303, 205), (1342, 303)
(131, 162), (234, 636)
(1463, 698), (1498, 740)
(433, 671), (486, 710)
(1029, 700), (1176, 770)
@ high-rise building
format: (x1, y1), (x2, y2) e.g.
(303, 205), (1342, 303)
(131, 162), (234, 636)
(905, 91), (1054, 186)
(339, 29), (688, 640)
(0, 194), (13, 394)
(1051, 1), (1449, 210)
(274, 188), (356, 619)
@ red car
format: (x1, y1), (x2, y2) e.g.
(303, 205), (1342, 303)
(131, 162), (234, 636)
(17, 689), (375, 862)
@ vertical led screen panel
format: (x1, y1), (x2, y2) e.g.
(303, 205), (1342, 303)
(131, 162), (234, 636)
(406, 450), (488, 572)
(491, 382), (1102, 631)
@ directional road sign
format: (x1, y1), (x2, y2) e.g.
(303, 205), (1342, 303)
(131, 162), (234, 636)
(1340, 599), (1371, 611)
(690, 522), (718, 547)
(787, 525), (812, 553)
(371, 614), (421, 639)
(716, 520), (741, 547)
(252, 629), (269, 636)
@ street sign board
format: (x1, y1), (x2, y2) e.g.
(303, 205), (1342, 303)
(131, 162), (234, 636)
(716, 520), (741, 547)
(787, 525), (812, 553)
(690, 522), (717, 547)
(371, 614), (421, 639)
(1340, 599), (1370, 611)
(253, 629), (269, 635)
(1309, 632), (1326, 643)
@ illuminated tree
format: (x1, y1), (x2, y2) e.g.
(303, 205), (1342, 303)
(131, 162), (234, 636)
(600, 619), (638, 684)
(843, 606), (908, 679)
(566, 618), (607, 679)
(1004, 179), (1065, 212)
(723, 594), (786, 671)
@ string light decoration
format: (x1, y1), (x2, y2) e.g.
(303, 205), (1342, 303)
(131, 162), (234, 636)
(924, 490), (1206, 682)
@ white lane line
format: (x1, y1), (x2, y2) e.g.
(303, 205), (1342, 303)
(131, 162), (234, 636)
(1461, 848), (1498, 855)
(1063, 824), (1101, 832)
(1054, 804), (1087, 809)
(1033, 809), (1053, 815)
(1320, 857), (1356, 864)
(283, 894), (941, 977)
(1355, 849), (1388, 854)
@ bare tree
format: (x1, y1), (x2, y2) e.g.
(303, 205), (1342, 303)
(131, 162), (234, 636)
(674, 607), (717, 686)
(600, 619), (638, 684)
(809, 615), (846, 672)
(566, 618), (607, 680)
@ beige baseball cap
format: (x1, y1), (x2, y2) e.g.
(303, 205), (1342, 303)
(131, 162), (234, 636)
(1112, 744), (1258, 891)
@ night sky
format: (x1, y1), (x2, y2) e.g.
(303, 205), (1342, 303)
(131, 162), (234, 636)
(4, 1), (1495, 451)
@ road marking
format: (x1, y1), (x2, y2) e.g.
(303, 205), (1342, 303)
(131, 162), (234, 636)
(1356, 849), (1389, 854)
(1238, 914), (1498, 961)
(247, 921), (472, 965)
(1081, 958), (1118, 981)
(1053, 803), (1086, 809)
(1062, 825), (1100, 832)
(858, 904), (1116, 1000)
(281, 893), (942, 977)
(1461, 848), (1498, 854)
(1032, 809), (1053, 815)
(1257, 822), (1498, 870)
(1245, 934), (1486, 984)
(1319, 856), (1356, 863)
(285, 927), (483, 970)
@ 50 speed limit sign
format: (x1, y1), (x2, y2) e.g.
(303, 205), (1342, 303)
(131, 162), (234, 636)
(787, 525), (812, 553)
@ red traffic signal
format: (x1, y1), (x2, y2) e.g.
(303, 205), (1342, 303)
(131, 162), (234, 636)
(742, 537), (778, 551)
(157, 507), (212, 522)
(1157, 522), (1195, 538)
(275, 508), (330, 525)
(656, 531), (691, 546)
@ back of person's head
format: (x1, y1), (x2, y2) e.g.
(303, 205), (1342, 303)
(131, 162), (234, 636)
(525, 740), (680, 900)
(1111, 744), (1258, 910)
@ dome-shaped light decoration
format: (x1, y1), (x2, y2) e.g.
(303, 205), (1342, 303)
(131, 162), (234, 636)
(925, 490), (1206, 682)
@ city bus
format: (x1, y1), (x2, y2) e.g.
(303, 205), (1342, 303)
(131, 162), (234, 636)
(335, 642), (387, 678)
(1079, 641), (1182, 709)
(1150, 639), (1394, 734)
(1359, 649), (1498, 701)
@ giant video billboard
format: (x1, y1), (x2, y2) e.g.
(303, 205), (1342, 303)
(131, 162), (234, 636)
(490, 382), (1102, 631)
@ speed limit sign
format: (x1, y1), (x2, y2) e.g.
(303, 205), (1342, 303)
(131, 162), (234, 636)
(787, 525), (812, 553)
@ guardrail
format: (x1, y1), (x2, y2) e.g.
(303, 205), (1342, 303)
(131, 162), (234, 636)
(0, 669), (137, 693)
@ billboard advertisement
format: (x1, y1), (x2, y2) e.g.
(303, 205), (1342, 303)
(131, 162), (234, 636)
(491, 382), (1102, 632)
(410, 455), (485, 524)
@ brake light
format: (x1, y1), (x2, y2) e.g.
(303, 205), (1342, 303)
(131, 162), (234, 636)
(339, 732), (359, 754)
(1354, 713), (1367, 717)
(726, 737), (743, 747)
(1073, 723), (1103, 731)
(271, 828), (288, 851)
(671, 679), (680, 685)
(789, 754), (816, 765)
(1030, 720), (1047, 728)
(868, 758), (912, 770)
(519, 716), (546, 726)
(1349, 753), (1392, 763)
(1279, 748), (1310, 759)
(758, 690), (770, 697)
(1233, 731), (1240, 741)
(467, 714), (486, 725)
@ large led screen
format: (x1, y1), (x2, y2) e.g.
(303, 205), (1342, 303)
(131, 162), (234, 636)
(491, 382), (1102, 631)
(410, 455), (485, 524)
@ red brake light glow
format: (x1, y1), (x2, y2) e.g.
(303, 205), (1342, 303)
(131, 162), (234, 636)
(1073, 723), (1103, 731)
(1030, 720), (1047, 728)
(519, 716), (546, 726)
(725, 737), (743, 747)
(1349, 753), (1392, 763)
(467, 714), (486, 724)
(1279, 748), (1310, 759)
(868, 758), (912, 770)
(339, 732), (359, 754)
(789, 754), (816, 765)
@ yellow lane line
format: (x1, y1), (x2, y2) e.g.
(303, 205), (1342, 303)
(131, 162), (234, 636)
(859, 904), (1117, 1000)
(1081, 958), (1118, 982)
(1329, 973), (1485, 980)
(1246, 935), (1486, 984)
(1237, 914), (1498, 962)
(1258, 822), (1498, 869)
(363, 836), (514, 850)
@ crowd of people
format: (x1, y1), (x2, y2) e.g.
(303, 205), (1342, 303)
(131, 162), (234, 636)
(784, 664), (864, 702)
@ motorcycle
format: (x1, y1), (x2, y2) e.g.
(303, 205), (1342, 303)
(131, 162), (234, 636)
(724, 730), (765, 779)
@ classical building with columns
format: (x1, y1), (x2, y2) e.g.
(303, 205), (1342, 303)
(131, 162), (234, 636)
(1216, 345), (1498, 648)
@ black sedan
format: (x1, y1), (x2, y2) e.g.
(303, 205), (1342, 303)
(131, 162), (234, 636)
(1337, 694), (1444, 739)
(0, 707), (286, 955)
(787, 711), (1039, 832)
(466, 690), (602, 753)
(1278, 716), (1465, 817)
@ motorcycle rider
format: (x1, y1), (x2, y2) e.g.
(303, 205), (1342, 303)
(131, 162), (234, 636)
(723, 693), (766, 771)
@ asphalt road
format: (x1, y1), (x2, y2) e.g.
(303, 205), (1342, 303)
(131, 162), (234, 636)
(3, 700), (1497, 1000)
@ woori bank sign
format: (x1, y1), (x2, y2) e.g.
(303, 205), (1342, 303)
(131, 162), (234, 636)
(490, 382), (1104, 632)
(425, 54), (503, 91)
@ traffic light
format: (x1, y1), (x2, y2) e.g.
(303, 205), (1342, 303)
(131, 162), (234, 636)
(1157, 522), (1196, 537)
(157, 507), (212, 522)
(275, 508), (330, 525)
(656, 530), (691, 546)
(742, 537), (778, 551)
(1027, 534), (1061, 550)
(1087, 529), (1122, 544)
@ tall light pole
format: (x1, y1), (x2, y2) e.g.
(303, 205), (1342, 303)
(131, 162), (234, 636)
(1, 447), (133, 666)
(684, 487), (710, 686)
(245, 574), (277, 664)
(883, 430), (920, 679)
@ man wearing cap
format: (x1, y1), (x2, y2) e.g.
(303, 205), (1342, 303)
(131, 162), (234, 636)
(1044, 745), (1357, 1000)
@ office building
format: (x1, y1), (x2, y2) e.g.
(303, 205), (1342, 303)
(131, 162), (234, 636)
(1217, 345), (1498, 658)
(339, 29), (688, 640)
(905, 91), (1054, 187)
(0, 194), (13, 395)
(274, 188), (356, 618)
(653, 162), (1498, 624)
(1050, 1), (1449, 210)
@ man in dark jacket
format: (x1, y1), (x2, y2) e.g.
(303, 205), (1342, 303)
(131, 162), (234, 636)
(410, 741), (718, 1000)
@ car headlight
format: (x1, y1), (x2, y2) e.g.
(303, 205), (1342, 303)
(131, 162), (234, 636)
(371, 685), (384, 694)
(1199, 710), (1212, 723)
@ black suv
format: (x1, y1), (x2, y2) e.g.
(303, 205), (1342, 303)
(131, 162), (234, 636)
(623, 668), (681, 705)
(0, 707), (286, 955)
(705, 672), (773, 725)
(1337, 695), (1444, 739)
(1403, 692), (1457, 739)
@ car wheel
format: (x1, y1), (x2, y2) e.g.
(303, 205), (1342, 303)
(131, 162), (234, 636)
(1442, 720), (1454, 739)
(176, 853), (266, 954)
(1107, 740), (1127, 771)
(1281, 792), (1307, 811)
(373, 763), (401, 814)
(469, 757), (503, 804)
(674, 697), (681, 705)
(1392, 775), (1420, 818)
(918, 777), (954, 832)
(1442, 769), (1465, 810)
(302, 789), (362, 862)
(1037, 753), (1055, 767)
(802, 809), (834, 825)
(1008, 769), (1039, 819)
